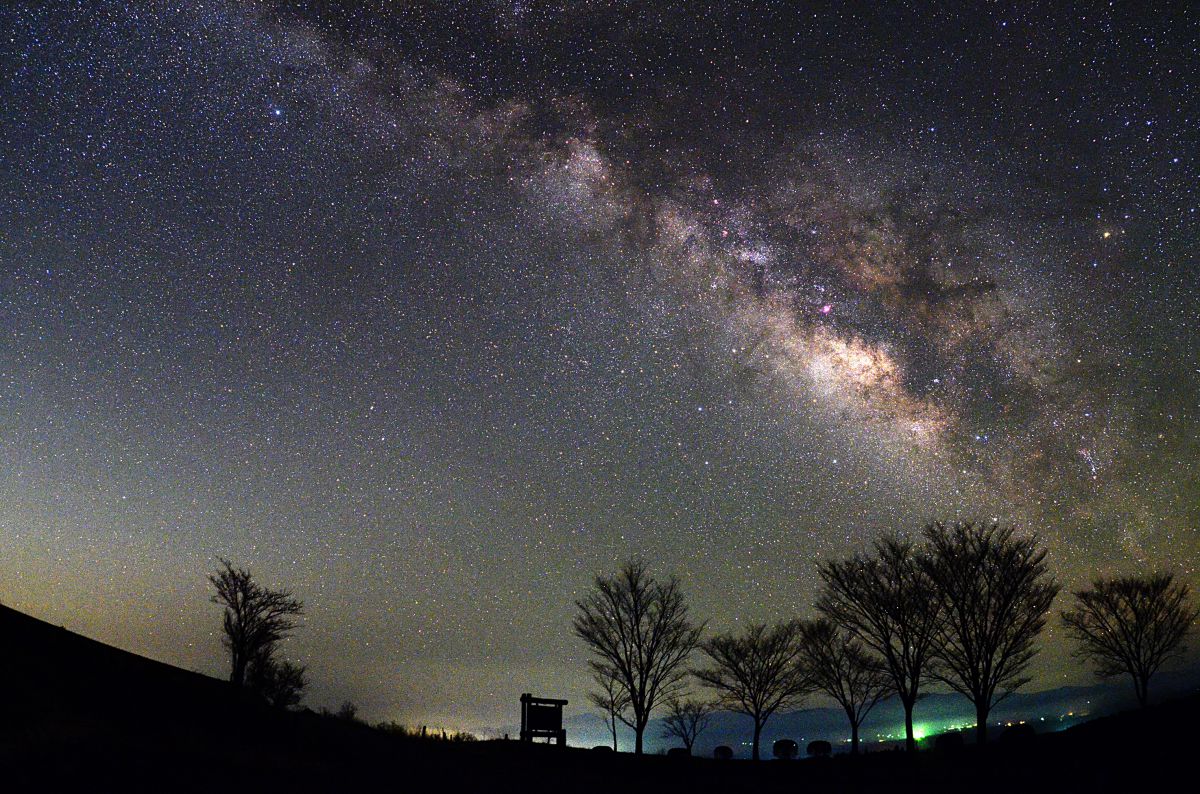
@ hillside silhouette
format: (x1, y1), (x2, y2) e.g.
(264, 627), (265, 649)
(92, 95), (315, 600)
(1, 603), (1194, 792)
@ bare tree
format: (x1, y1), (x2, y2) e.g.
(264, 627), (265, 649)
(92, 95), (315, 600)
(693, 621), (810, 760)
(588, 668), (631, 751)
(1062, 572), (1200, 707)
(799, 618), (891, 755)
(817, 535), (941, 752)
(660, 697), (715, 754)
(921, 521), (1059, 746)
(573, 559), (704, 755)
(209, 558), (304, 688)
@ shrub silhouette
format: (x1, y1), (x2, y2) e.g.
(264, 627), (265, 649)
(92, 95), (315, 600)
(248, 655), (306, 709)
(807, 740), (832, 758)
(935, 732), (965, 753)
(772, 739), (798, 760)
(999, 723), (1036, 745)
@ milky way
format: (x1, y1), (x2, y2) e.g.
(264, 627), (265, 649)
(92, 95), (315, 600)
(1, 1), (1197, 731)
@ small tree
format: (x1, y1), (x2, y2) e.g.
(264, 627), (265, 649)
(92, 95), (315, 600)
(1062, 572), (1200, 707)
(694, 621), (810, 761)
(209, 558), (304, 688)
(921, 521), (1059, 746)
(589, 669), (631, 751)
(817, 535), (941, 752)
(799, 618), (891, 755)
(573, 560), (704, 755)
(661, 697), (715, 754)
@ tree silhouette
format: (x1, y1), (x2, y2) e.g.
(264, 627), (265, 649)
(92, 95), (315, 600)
(1061, 572), (1199, 707)
(573, 559), (703, 755)
(588, 668), (631, 751)
(799, 618), (891, 755)
(921, 521), (1059, 746)
(209, 558), (304, 688)
(693, 621), (810, 761)
(817, 535), (941, 752)
(660, 697), (715, 754)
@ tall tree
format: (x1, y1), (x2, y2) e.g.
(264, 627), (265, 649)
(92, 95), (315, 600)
(209, 558), (304, 688)
(799, 618), (891, 755)
(660, 697), (715, 754)
(1061, 572), (1199, 707)
(921, 521), (1059, 745)
(817, 535), (941, 752)
(573, 560), (703, 755)
(693, 621), (810, 760)
(588, 668), (631, 751)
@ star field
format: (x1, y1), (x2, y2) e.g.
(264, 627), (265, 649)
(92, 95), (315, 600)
(1, 1), (1197, 731)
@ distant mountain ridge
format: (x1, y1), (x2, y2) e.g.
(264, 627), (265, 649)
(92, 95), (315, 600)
(558, 669), (1200, 754)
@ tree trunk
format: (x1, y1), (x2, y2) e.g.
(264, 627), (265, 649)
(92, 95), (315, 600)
(1135, 673), (1149, 707)
(975, 703), (989, 746)
(903, 700), (916, 753)
(752, 720), (762, 761)
(635, 721), (644, 755)
(230, 649), (246, 687)
(610, 713), (618, 751)
(851, 721), (860, 755)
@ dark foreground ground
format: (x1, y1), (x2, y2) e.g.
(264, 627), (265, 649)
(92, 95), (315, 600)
(1, 604), (1194, 793)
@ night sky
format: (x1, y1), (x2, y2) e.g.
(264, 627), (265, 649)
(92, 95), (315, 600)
(1, 1), (1197, 733)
